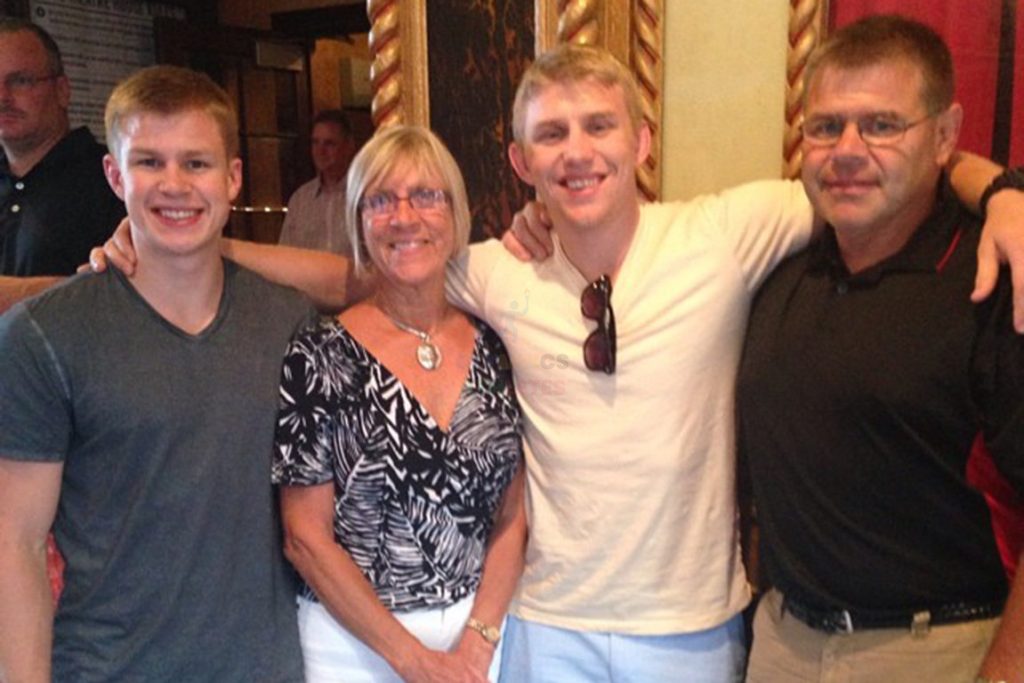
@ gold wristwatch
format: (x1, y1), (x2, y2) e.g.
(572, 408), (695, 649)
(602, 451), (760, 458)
(465, 617), (501, 646)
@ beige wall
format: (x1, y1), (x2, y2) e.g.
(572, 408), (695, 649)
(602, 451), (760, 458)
(661, 2), (790, 201)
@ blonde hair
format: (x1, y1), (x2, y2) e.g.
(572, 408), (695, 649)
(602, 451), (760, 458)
(345, 125), (471, 276)
(512, 44), (644, 144)
(105, 65), (239, 161)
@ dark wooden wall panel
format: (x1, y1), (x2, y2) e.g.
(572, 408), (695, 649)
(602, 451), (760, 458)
(426, 0), (534, 242)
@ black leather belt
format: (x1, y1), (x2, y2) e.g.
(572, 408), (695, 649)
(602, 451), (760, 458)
(782, 593), (1002, 634)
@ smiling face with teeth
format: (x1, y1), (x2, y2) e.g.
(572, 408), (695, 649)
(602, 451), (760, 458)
(509, 77), (650, 240)
(361, 159), (455, 292)
(103, 108), (242, 264)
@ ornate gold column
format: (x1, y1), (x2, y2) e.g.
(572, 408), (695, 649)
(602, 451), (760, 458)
(367, 0), (429, 129)
(783, 0), (829, 179)
(631, 0), (664, 201)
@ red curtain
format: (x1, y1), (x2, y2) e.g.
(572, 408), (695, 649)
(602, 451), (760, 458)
(831, 1), (1022, 166)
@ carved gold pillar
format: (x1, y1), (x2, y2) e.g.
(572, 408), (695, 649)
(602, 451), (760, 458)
(783, 0), (829, 179)
(367, 0), (429, 129)
(537, 0), (663, 200)
(631, 0), (663, 201)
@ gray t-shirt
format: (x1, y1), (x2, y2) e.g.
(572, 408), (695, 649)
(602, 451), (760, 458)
(0, 262), (312, 682)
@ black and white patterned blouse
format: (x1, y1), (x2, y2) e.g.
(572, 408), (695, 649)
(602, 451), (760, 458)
(272, 315), (522, 612)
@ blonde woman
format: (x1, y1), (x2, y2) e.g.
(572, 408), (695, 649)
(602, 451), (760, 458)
(272, 126), (525, 683)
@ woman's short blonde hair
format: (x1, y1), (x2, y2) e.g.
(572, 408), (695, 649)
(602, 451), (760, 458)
(345, 125), (471, 276)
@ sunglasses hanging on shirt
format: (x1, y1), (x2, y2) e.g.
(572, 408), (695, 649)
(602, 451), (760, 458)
(580, 274), (616, 374)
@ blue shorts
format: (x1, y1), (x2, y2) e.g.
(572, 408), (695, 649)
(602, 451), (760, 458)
(497, 613), (745, 682)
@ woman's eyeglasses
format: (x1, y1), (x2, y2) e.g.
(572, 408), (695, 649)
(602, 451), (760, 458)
(581, 274), (616, 374)
(359, 188), (449, 220)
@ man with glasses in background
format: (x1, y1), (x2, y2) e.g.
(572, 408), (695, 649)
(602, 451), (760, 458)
(738, 16), (1024, 682)
(0, 19), (123, 285)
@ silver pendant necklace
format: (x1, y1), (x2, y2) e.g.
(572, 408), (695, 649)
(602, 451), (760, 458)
(387, 315), (443, 371)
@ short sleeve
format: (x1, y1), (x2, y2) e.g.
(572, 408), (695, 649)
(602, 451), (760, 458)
(0, 305), (73, 461)
(271, 321), (339, 486)
(445, 239), (508, 318)
(703, 179), (814, 292)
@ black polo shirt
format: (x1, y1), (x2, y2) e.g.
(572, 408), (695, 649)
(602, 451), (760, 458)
(0, 126), (125, 275)
(737, 179), (1023, 611)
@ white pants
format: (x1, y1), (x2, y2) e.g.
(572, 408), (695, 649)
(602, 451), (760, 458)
(296, 595), (503, 682)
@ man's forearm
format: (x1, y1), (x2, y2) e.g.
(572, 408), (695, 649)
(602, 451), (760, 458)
(977, 552), (1024, 682)
(948, 151), (1005, 211)
(0, 276), (61, 315)
(0, 541), (54, 683)
(220, 238), (358, 312)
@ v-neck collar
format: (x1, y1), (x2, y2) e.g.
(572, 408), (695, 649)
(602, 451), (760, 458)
(339, 318), (483, 434)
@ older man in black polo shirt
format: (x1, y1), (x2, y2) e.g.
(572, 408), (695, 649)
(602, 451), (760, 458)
(0, 19), (123, 279)
(739, 15), (1024, 683)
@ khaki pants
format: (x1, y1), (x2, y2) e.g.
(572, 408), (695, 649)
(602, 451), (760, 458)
(746, 589), (999, 683)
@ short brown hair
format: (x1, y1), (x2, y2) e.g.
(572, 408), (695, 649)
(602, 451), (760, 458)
(105, 65), (239, 160)
(512, 44), (644, 145)
(0, 19), (64, 76)
(312, 109), (353, 139)
(806, 14), (954, 114)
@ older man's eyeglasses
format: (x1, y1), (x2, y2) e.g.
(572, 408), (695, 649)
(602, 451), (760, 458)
(359, 188), (449, 219)
(581, 274), (616, 374)
(801, 113), (934, 147)
(2, 72), (60, 94)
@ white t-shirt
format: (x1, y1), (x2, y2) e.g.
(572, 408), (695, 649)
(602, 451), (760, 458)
(446, 179), (813, 635)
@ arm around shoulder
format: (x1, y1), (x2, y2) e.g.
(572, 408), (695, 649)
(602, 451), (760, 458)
(444, 239), (513, 319)
(0, 277), (62, 315)
(221, 238), (363, 312)
(707, 179), (817, 288)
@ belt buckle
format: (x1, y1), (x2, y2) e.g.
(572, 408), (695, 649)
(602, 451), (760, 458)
(837, 609), (854, 634)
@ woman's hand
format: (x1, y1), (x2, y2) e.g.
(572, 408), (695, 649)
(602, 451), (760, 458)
(451, 632), (497, 679)
(395, 645), (488, 683)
